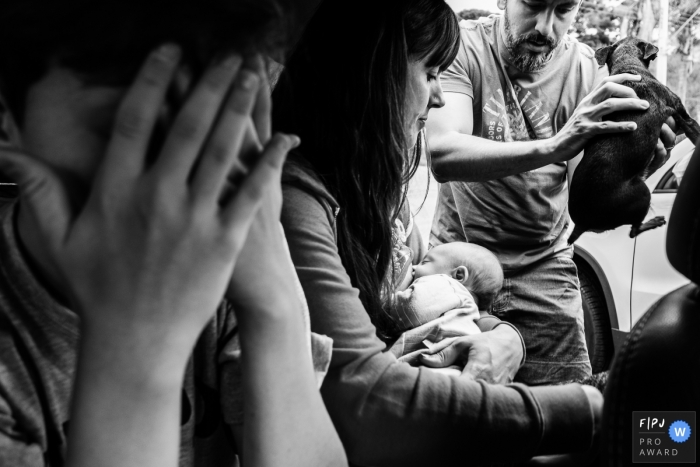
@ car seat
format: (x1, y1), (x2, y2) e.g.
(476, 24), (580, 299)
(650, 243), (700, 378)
(600, 142), (700, 465)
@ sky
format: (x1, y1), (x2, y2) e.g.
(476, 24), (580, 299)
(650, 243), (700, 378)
(446, 0), (500, 13)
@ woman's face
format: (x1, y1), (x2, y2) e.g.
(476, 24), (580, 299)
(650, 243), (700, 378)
(404, 56), (446, 147)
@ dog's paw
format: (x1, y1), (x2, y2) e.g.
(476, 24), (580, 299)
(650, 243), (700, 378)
(629, 216), (667, 237)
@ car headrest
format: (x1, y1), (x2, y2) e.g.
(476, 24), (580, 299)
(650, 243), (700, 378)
(666, 143), (700, 284)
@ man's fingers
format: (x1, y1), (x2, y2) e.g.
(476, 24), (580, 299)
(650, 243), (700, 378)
(659, 122), (676, 148)
(589, 120), (637, 134)
(591, 97), (648, 119)
(601, 72), (642, 87)
(156, 54), (245, 184)
(591, 81), (640, 103)
(98, 44), (180, 187)
(190, 67), (261, 202)
(221, 133), (298, 234)
(0, 149), (70, 250)
(664, 116), (678, 133)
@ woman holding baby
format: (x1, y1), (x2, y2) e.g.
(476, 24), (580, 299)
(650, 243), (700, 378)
(272, 0), (602, 465)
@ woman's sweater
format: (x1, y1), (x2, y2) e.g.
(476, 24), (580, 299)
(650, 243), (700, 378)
(280, 157), (596, 466)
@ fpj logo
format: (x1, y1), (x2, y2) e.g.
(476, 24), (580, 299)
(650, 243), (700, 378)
(633, 411), (695, 463)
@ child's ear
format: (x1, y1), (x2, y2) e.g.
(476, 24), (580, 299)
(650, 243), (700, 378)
(451, 266), (469, 284)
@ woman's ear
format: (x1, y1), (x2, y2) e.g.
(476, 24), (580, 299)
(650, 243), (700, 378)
(451, 265), (469, 284)
(497, 0), (506, 10)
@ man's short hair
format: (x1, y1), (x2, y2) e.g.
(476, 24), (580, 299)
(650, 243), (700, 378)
(0, 0), (292, 122)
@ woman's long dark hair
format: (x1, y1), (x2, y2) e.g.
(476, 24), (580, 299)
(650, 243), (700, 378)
(273, 0), (459, 339)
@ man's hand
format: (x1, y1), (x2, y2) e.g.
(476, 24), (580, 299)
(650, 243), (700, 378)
(549, 73), (649, 162)
(650, 116), (680, 173)
(419, 324), (523, 384)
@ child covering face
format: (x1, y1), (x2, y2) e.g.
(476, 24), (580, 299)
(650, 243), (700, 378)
(388, 242), (504, 369)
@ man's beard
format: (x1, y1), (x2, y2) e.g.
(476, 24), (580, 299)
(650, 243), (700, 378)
(503, 10), (560, 72)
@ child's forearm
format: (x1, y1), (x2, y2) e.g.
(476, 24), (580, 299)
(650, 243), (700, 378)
(237, 298), (347, 467)
(65, 324), (192, 467)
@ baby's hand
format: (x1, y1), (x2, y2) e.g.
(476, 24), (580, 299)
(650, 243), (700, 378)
(0, 45), (298, 355)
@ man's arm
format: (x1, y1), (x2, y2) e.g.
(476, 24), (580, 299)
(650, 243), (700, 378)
(427, 93), (559, 182)
(427, 74), (650, 183)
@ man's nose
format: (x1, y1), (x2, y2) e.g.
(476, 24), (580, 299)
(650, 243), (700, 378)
(535, 10), (554, 38)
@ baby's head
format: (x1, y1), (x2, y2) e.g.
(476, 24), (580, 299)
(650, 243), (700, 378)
(413, 242), (503, 309)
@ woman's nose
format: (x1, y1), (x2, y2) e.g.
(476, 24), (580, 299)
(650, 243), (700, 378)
(430, 82), (445, 109)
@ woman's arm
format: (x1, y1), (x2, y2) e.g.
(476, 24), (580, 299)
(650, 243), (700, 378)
(281, 182), (599, 466)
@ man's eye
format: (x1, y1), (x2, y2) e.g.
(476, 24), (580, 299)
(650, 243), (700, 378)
(557, 5), (575, 13)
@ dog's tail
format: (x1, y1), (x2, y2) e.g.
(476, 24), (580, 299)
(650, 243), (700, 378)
(567, 225), (586, 245)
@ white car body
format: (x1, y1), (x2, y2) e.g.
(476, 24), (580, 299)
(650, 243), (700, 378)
(573, 137), (694, 349)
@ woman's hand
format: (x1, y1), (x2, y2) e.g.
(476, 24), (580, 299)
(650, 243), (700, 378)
(419, 324), (523, 384)
(547, 73), (649, 162)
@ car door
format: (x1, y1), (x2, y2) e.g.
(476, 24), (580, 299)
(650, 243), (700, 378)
(630, 139), (694, 325)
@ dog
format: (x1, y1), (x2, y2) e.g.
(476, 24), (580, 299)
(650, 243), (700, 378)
(567, 37), (700, 244)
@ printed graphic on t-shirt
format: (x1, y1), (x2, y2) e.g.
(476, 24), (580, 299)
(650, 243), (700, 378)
(482, 84), (553, 144)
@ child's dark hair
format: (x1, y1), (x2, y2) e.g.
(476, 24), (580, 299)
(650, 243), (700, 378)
(0, 0), (292, 123)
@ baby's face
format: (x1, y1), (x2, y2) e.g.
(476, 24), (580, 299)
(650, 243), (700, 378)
(412, 247), (456, 281)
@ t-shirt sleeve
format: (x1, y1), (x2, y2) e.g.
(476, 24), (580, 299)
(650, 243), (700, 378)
(439, 34), (474, 98)
(281, 183), (596, 466)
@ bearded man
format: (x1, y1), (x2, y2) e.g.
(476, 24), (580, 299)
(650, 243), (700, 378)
(426, 0), (678, 385)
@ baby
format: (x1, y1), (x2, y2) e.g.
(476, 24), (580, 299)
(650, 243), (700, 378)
(388, 242), (503, 367)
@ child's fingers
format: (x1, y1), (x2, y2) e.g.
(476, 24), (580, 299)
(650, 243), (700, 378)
(250, 55), (272, 145)
(154, 55), (244, 185)
(97, 44), (181, 189)
(221, 133), (298, 237)
(0, 148), (71, 252)
(191, 68), (261, 203)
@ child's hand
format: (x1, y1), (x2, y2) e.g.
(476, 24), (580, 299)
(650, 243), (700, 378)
(0, 45), (298, 355)
(224, 56), (301, 319)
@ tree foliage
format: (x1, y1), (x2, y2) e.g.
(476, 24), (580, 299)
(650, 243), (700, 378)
(570, 0), (618, 49)
(457, 9), (495, 21)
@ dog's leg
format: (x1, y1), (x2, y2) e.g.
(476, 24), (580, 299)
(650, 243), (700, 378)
(670, 99), (700, 144)
(629, 216), (666, 238)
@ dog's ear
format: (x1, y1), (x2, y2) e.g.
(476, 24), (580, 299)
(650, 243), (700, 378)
(640, 42), (659, 61)
(595, 45), (613, 66)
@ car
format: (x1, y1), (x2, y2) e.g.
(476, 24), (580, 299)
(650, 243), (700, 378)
(573, 137), (695, 373)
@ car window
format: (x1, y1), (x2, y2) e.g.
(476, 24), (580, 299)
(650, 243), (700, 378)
(654, 164), (679, 193)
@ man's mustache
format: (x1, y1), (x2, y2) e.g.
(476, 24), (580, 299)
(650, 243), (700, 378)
(514, 33), (557, 51)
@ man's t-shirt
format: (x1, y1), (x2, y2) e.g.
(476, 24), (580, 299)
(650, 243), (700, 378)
(430, 15), (606, 271)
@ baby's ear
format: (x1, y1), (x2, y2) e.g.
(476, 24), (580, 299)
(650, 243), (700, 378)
(450, 266), (469, 284)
